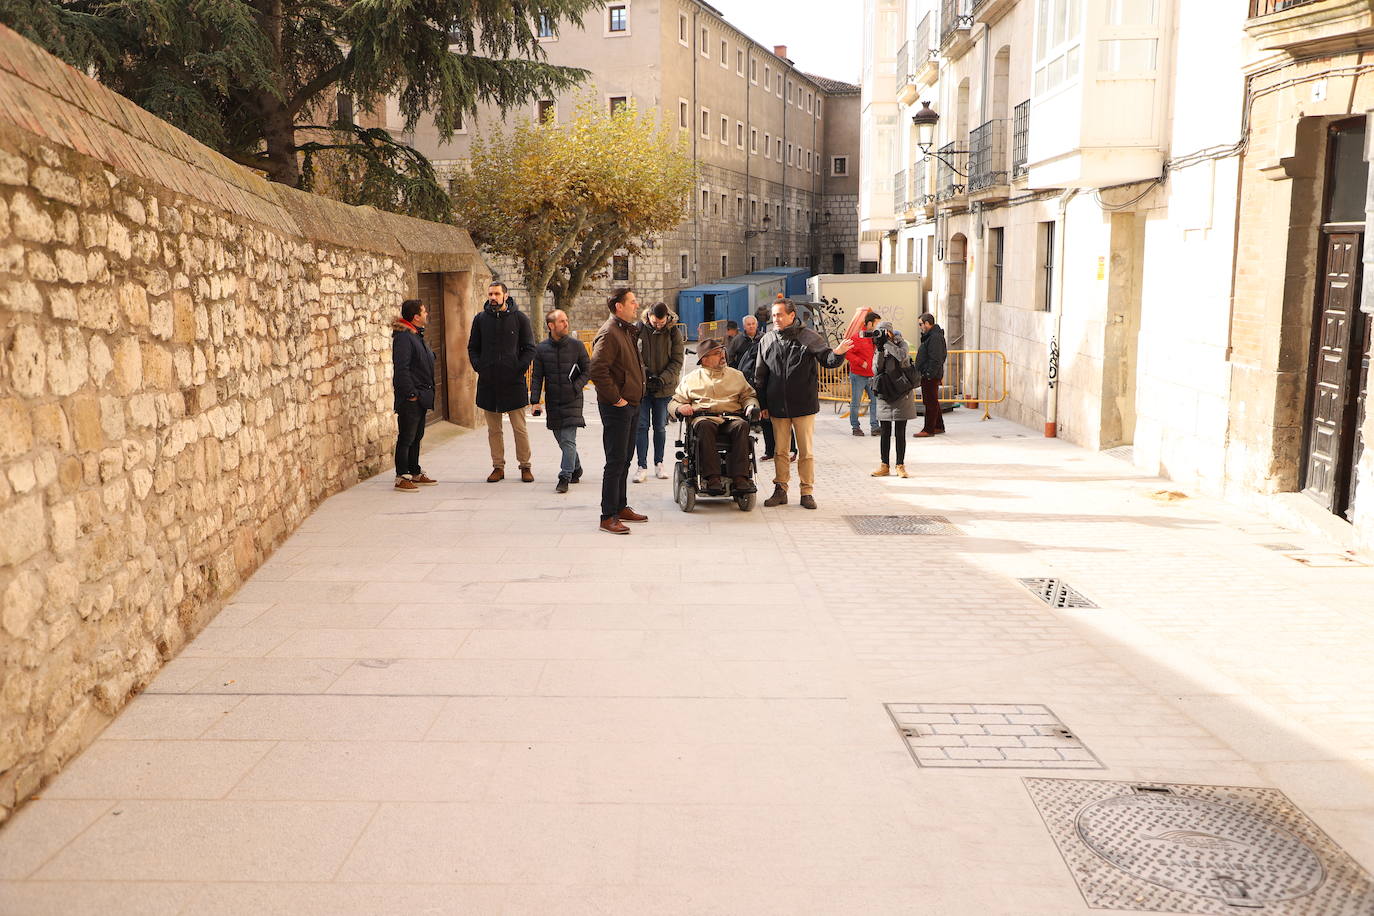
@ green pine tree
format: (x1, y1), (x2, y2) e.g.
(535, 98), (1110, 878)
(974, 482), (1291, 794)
(0, 0), (600, 220)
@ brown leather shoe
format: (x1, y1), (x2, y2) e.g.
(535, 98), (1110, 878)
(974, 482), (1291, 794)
(914, 431), (935, 438)
(599, 517), (631, 535)
(487, 467), (504, 482)
(618, 507), (648, 523)
(411, 473), (437, 486)
(520, 467), (534, 483)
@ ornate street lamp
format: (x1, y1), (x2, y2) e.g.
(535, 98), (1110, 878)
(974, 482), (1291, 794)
(912, 101), (968, 176)
(745, 213), (772, 239)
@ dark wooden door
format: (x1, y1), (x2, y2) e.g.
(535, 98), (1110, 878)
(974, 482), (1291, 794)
(1345, 311), (1371, 521)
(417, 272), (448, 423)
(1302, 232), (1363, 513)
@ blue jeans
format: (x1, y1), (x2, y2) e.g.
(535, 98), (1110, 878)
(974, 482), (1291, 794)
(553, 426), (582, 480)
(635, 395), (671, 467)
(849, 373), (879, 431)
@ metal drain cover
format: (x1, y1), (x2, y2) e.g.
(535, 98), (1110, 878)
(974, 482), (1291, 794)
(843, 515), (964, 536)
(1019, 577), (1097, 608)
(1026, 778), (1374, 913)
(886, 703), (1102, 769)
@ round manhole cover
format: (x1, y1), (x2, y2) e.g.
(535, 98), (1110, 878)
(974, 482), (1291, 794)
(1075, 793), (1325, 904)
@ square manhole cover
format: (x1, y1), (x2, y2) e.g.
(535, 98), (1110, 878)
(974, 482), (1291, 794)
(885, 703), (1103, 769)
(843, 515), (964, 536)
(1025, 778), (1374, 913)
(1019, 577), (1098, 608)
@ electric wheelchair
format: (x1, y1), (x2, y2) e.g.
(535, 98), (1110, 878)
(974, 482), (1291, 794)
(671, 411), (760, 512)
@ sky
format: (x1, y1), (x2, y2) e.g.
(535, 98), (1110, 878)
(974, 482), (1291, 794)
(708, 0), (863, 85)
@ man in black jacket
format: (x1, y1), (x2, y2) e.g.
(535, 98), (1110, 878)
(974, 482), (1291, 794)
(914, 312), (948, 437)
(754, 299), (852, 509)
(530, 309), (590, 494)
(391, 299), (438, 493)
(468, 282), (537, 482)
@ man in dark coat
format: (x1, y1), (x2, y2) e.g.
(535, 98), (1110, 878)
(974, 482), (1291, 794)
(391, 298), (438, 493)
(735, 314), (774, 458)
(914, 312), (948, 437)
(468, 281), (537, 482)
(530, 308), (590, 494)
(754, 298), (852, 510)
(589, 287), (648, 534)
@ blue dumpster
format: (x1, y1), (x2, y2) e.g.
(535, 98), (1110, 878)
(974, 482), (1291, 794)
(676, 284), (748, 338)
(756, 266), (811, 297)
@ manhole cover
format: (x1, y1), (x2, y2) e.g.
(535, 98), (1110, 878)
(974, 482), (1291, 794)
(1026, 778), (1374, 913)
(1019, 578), (1097, 608)
(886, 703), (1102, 769)
(1286, 553), (1370, 568)
(843, 515), (964, 536)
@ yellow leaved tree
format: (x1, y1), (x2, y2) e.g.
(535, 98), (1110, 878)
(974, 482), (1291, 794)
(451, 96), (695, 313)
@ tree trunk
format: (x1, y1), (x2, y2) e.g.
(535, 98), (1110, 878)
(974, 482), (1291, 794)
(261, 98), (300, 186)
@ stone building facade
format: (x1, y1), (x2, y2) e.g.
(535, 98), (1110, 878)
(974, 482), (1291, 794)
(401, 0), (861, 329)
(866, 0), (1374, 551)
(0, 25), (488, 821)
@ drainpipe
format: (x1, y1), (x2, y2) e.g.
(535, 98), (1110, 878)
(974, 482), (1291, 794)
(1045, 188), (1080, 438)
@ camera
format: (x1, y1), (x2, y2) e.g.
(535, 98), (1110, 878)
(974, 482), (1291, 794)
(646, 373), (663, 393)
(860, 328), (887, 339)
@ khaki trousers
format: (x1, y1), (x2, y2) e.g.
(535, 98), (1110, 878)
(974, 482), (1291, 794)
(484, 408), (531, 469)
(769, 414), (817, 495)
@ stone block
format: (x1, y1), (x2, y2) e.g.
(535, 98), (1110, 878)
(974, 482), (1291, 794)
(0, 398), (33, 459)
(48, 286), (77, 321)
(112, 338), (142, 394)
(44, 327), (89, 397)
(54, 210), (78, 246)
(6, 324), (46, 398)
(0, 496), (46, 566)
(25, 251), (58, 282)
(49, 499), (77, 555)
(77, 285), (119, 332)
(69, 396), (103, 452)
(2, 279), (42, 313)
(1, 571), (46, 638)
(141, 342), (173, 389)
(31, 167), (82, 205)
(9, 192), (54, 243)
(55, 248), (87, 284)
(173, 291), (196, 343)
(106, 219), (131, 259)
(0, 241), (20, 273)
(57, 455), (82, 490)
(149, 298), (173, 340)
(99, 396), (125, 440)
(0, 147), (27, 184)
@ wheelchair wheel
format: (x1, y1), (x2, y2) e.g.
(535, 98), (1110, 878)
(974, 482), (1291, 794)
(676, 475), (696, 512)
(736, 491), (756, 512)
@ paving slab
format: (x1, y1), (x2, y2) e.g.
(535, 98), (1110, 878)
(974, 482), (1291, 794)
(3, 405), (1374, 913)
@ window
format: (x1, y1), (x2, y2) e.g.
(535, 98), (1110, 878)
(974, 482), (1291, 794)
(807, 92), (813, 113)
(536, 99), (555, 123)
(986, 227), (1004, 302)
(776, 137), (782, 159)
(736, 121), (744, 148)
(537, 15), (554, 38)
(678, 12), (688, 45)
(721, 254), (728, 277)
(816, 98), (822, 119)
(735, 195), (744, 220)
(1034, 0), (1082, 95)
(737, 49), (745, 75)
(721, 40), (728, 67)
(608, 4), (627, 33)
(765, 64), (771, 87)
(776, 74), (783, 95)
(701, 26), (709, 57)
(1037, 221), (1056, 311)
(786, 80), (792, 104)
(701, 188), (709, 211)
(807, 150), (813, 170)
(612, 254), (630, 282)
(720, 115), (728, 143)
(701, 108), (710, 137)
(750, 128), (758, 153)
(680, 252), (689, 280)
(750, 58), (757, 83)
(750, 198), (757, 220)
(719, 192), (726, 214)
(750, 255), (758, 272)
(831, 156), (848, 176)
(764, 132), (771, 158)
(608, 96), (628, 115)
(679, 99), (689, 129)
(712, 194), (720, 215)
(335, 93), (354, 127)
(787, 142), (793, 164)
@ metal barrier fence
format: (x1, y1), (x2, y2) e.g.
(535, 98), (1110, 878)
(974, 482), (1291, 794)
(818, 349), (1008, 420)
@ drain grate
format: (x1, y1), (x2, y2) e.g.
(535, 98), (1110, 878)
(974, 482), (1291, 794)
(887, 703), (1103, 769)
(1025, 778), (1374, 913)
(1019, 578), (1098, 608)
(843, 515), (964, 536)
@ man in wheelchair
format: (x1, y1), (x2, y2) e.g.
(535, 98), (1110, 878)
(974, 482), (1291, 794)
(668, 338), (761, 497)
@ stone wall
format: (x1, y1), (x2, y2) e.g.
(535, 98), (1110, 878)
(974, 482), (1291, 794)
(0, 25), (486, 822)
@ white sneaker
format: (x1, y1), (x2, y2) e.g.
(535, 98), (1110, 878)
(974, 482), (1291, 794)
(655, 463), (669, 479)
(633, 467), (649, 483)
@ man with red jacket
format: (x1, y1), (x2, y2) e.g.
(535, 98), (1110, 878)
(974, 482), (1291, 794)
(844, 311), (881, 436)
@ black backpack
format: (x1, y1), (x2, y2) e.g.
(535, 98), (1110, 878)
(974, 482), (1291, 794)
(876, 354), (918, 401)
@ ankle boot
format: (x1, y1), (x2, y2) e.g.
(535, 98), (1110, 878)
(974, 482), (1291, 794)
(763, 485), (788, 507)
(871, 463), (889, 477)
(895, 464), (909, 478)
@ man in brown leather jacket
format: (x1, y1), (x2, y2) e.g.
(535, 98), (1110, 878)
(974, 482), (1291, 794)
(589, 288), (648, 534)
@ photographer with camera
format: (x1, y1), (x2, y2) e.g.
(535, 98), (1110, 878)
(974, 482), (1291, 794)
(868, 321), (918, 478)
(634, 302), (685, 483)
(845, 310), (882, 437)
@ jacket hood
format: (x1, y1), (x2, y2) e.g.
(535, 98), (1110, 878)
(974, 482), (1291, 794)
(392, 317), (421, 334)
(639, 307), (680, 329)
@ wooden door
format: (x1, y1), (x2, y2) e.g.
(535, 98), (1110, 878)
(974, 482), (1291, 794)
(1345, 310), (1371, 521)
(1302, 232), (1363, 512)
(417, 272), (448, 423)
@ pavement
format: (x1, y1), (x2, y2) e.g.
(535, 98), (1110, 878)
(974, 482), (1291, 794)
(3, 401), (1374, 915)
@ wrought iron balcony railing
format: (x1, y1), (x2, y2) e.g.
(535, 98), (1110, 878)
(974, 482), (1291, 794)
(935, 142), (967, 201)
(1012, 100), (1030, 178)
(915, 13), (933, 65)
(968, 119), (1007, 192)
(1249, 0), (1321, 16)
(913, 158), (930, 205)
(896, 41), (912, 92)
(940, 0), (973, 48)
(894, 169), (908, 212)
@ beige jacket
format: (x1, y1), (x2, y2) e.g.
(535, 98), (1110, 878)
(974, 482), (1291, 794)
(668, 365), (759, 423)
